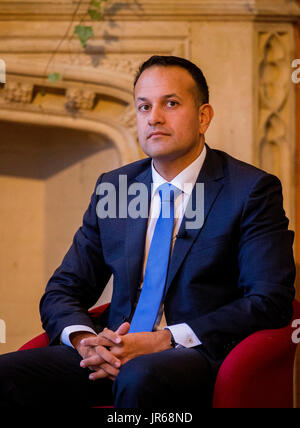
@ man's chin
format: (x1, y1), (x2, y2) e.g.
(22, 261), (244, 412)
(144, 150), (178, 162)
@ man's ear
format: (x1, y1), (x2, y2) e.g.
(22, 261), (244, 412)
(199, 104), (214, 134)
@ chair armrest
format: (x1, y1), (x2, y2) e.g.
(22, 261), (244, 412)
(213, 301), (300, 408)
(18, 332), (50, 351)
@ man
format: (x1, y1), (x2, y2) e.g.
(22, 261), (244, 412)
(0, 56), (296, 408)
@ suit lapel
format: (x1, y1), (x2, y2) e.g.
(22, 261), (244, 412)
(164, 144), (225, 295)
(125, 165), (152, 304)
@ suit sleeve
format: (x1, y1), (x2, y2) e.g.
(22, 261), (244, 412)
(187, 173), (296, 361)
(39, 174), (112, 345)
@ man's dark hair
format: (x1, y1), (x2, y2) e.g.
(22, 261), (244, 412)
(134, 55), (209, 105)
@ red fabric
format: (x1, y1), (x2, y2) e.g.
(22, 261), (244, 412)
(18, 332), (50, 351)
(212, 300), (300, 408)
(18, 301), (300, 408)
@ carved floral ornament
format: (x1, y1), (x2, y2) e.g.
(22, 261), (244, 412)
(1, 81), (97, 110)
(66, 88), (96, 110)
(258, 33), (289, 146)
(257, 30), (292, 200)
(3, 81), (34, 104)
(259, 33), (290, 112)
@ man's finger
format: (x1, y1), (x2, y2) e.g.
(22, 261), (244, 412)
(82, 329), (122, 347)
(97, 362), (120, 378)
(80, 354), (104, 368)
(89, 365), (119, 381)
(89, 368), (109, 381)
(100, 328), (123, 345)
(80, 335), (117, 349)
(81, 345), (121, 369)
(116, 322), (130, 336)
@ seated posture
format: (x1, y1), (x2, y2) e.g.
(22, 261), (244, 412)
(0, 56), (296, 408)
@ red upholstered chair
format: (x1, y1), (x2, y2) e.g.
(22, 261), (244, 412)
(213, 299), (300, 408)
(18, 300), (300, 408)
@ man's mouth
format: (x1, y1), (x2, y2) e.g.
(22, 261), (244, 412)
(147, 131), (170, 139)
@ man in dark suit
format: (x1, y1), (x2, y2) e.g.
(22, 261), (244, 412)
(0, 56), (296, 408)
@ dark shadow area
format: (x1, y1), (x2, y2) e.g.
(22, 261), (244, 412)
(0, 120), (113, 180)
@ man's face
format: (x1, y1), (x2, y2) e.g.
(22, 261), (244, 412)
(134, 66), (204, 162)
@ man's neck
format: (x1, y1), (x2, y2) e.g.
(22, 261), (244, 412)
(152, 142), (205, 182)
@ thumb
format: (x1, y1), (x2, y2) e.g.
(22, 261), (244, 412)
(116, 322), (130, 336)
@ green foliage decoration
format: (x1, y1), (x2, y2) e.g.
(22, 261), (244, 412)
(47, 0), (108, 81)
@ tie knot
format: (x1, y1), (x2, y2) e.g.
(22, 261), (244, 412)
(158, 183), (181, 203)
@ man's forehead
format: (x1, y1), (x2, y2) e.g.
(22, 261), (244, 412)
(134, 66), (196, 97)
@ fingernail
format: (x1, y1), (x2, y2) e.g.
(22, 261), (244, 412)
(115, 361), (121, 368)
(89, 374), (94, 381)
(115, 337), (121, 343)
(80, 361), (85, 368)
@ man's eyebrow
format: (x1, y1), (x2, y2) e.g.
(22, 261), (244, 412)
(163, 93), (182, 100)
(136, 94), (182, 102)
(136, 97), (149, 102)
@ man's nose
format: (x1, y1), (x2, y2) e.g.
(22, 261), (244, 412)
(148, 105), (165, 126)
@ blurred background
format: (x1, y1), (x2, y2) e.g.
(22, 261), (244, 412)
(0, 0), (300, 407)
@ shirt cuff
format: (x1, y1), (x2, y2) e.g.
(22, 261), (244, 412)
(165, 323), (202, 348)
(60, 325), (97, 348)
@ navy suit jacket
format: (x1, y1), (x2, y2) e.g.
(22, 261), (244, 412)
(40, 144), (296, 361)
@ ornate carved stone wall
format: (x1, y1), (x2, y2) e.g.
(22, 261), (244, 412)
(255, 24), (296, 228)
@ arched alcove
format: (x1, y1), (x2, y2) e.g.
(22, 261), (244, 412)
(0, 54), (143, 352)
(0, 117), (127, 351)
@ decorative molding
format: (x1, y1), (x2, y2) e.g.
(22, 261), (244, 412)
(258, 32), (290, 171)
(91, 57), (142, 77)
(255, 27), (295, 226)
(119, 106), (138, 135)
(66, 88), (96, 110)
(0, 77), (141, 162)
(3, 81), (33, 103)
(48, 56), (144, 78)
(0, 1), (299, 22)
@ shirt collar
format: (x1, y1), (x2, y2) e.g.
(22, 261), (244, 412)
(151, 144), (207, 197)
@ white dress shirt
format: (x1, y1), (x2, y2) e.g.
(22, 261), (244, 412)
(61, 145), (207, 348)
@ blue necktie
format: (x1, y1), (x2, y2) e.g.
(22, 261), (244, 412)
(129, 183), (181, 333)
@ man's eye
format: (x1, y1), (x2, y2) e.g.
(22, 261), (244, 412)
(138, 105), (150, 112)
(167, 101), (178, 108)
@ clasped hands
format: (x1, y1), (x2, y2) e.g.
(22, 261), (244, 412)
(72, 323), (172, 382)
